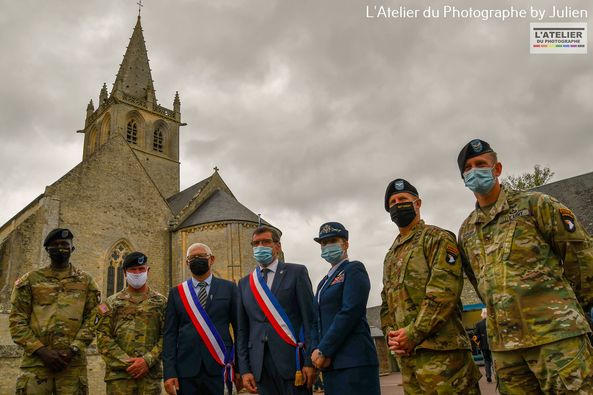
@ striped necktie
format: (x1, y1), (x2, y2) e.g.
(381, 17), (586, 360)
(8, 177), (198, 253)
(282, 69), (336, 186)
(198, 282), (208, 308)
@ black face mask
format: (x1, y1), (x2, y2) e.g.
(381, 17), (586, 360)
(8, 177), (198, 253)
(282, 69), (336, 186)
(47, 247), (71, 266)
(389, 202), (417, 228)
(189, 257), (210, 276)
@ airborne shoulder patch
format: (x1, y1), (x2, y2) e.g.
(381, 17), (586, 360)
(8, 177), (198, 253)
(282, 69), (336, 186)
(559, 208), (576, 233)
(445, 245), (459, 265)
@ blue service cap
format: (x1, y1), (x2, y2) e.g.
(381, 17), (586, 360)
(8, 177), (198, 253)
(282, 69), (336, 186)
(314, 222), (349, 243)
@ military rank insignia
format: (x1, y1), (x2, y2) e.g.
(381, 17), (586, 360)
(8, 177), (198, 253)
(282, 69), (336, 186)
(331, 271), (345, 285)
(559, 208), (576, 233)
(446, 245), (459, 265)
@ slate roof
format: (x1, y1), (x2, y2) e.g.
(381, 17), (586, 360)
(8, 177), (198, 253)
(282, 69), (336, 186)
(532, 171), (593, 234)
(166, 177), (210, 215)
(178, 189), (269, 229)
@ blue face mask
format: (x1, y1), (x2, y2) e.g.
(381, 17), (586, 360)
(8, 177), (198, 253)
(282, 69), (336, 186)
(253, 246), (274, 266)
(463, 167), (496, 194)
(321, 243), (344, 265)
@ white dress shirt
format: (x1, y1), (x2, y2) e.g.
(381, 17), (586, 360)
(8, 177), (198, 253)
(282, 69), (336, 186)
(260, 259), (279, 289)
(191, 273), (213, 296)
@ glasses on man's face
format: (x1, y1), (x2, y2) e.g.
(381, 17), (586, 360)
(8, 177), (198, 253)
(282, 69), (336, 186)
(251, 239), (275, 247)
(186, 254), (210, 261)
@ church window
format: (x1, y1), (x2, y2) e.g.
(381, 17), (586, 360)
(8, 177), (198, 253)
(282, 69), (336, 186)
(153, 128), (163, 152)
(126, 120), (138, 144)
(106, 242), (130, 297)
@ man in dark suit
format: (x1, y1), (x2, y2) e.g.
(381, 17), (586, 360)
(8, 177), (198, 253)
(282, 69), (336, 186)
(163, 243), (240, 395)
(310, 222), (380, 395)
(475, 308), (493, 383)
(237, 226), (316, 395)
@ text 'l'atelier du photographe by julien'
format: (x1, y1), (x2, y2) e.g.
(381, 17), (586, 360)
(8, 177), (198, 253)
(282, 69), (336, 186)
(365, 5), (588, 21)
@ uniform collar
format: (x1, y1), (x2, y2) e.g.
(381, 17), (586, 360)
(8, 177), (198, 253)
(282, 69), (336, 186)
(395, 220), (425, 246)
(40, 263), (77, 279)
(117, 287), (152, 302)
(469, 187), (510, 225)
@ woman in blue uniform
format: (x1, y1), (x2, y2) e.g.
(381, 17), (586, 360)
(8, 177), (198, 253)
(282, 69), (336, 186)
(310, 222), (381, 395)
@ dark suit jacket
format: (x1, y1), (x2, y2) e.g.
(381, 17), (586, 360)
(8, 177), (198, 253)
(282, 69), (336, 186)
(163, 276), (238, 380)
(475, 318), (490, 351)
(310, 260), (378, 370)
(237, 262), (314, 381)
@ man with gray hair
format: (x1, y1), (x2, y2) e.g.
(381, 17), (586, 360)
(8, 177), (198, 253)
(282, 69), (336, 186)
(163, 243), (241, 395)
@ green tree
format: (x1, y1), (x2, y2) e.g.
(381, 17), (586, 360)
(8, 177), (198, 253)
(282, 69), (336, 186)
(502, 165), (554, 190)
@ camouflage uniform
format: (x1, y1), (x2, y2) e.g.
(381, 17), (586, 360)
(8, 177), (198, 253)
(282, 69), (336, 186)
(9, 264), (100, 394)
(380, 220), (481, 394)
(96, 287), (167, 395)
(459, 187), (593, 393)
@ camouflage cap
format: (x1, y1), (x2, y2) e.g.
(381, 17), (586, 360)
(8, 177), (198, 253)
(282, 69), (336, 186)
(123, 252), (148, 270)
(43, 228), (74, 247)
(457, 139), (494, 177)
(384, 179), (418, 211)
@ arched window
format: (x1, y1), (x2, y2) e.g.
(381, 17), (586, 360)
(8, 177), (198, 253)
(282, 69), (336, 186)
(100, 115), (111, 146)
(126, 120), (138, 145)
(106, 241), (131, 297)
(153, 127), (164, 152)
(87, 127), (97, 155)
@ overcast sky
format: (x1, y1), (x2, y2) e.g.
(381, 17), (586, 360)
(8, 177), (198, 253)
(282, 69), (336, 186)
(1, 0), (592, 306)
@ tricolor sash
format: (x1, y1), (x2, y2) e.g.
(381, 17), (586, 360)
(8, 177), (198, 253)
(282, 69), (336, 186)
(249, 268), (306, 386)
(177, 280), (235, 394)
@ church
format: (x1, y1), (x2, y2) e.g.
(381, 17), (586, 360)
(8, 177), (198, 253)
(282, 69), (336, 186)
(0, 15), (276, 307)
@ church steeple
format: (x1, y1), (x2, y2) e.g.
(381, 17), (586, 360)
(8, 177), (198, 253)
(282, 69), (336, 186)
(81, 14), (181, 198)
(111, 16), (156, 102)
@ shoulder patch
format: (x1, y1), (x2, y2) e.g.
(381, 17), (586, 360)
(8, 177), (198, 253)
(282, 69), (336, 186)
(445, 245), (459, 265)
(559, 208), (576, 233)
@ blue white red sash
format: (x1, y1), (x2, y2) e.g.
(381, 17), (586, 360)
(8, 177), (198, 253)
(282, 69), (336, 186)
(177, 280), (235, 394)
(249, 268), (306, 384)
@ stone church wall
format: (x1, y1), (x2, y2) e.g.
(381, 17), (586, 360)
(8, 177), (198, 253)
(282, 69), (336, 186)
(42, 135), (172, 297)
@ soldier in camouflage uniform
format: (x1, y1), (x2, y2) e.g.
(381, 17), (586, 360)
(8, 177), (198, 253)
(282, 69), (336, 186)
(96, 252), (167, 395)
(380, 179), (481, 394)
(9, 228), (100, 395)
(457, 139), (593, 394)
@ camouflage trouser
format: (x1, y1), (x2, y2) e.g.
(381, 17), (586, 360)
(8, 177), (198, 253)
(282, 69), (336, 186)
(15, 365), (88, 395)
(105, 378), (162, 395)
(397, 348), (482, 394)
(493, 335), (593, 394)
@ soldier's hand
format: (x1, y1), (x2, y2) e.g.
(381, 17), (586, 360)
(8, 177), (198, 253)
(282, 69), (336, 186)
(242, 373), (258, 394)
(387, 330), (400, 351)
(392, 328), (415, 356)
(57, 348), (74, 364)
(35, 346), (68, 372)
(234, 373), (243, 392)
(126, 357), (149, 379)
(164, 378), (179, 394)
